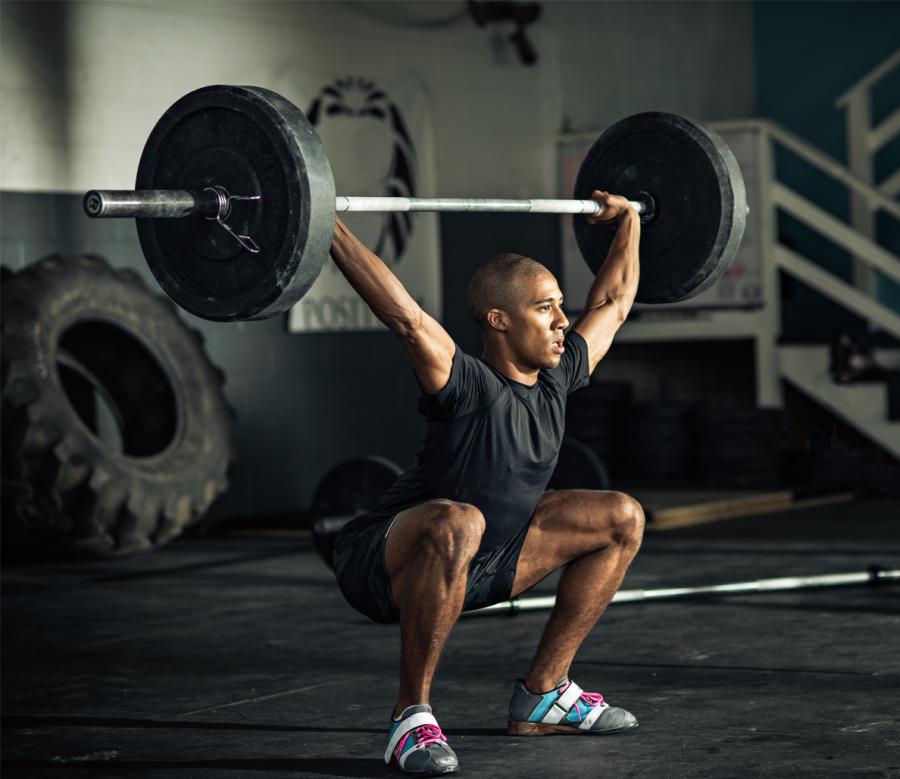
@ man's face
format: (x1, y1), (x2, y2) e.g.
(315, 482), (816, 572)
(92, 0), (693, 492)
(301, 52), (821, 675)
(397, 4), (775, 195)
(496, 272), (569, 370)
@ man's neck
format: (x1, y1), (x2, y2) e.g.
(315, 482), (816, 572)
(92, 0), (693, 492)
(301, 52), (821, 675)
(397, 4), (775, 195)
(481, 345), (539, 386)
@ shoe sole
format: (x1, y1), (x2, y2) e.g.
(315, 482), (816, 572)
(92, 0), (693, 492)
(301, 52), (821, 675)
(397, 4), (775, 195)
(507, 719), (639, 736)
(389, 757), (459, 776)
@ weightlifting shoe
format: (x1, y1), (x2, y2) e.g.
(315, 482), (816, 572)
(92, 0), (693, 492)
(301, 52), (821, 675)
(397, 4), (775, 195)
(508, 677), (638, 735)
(385, 704), (458, 775)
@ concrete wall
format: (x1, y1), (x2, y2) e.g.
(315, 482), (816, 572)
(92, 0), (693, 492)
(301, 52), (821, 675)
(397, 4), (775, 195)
(550, 1), (755, 132)
(0, 0), (756, 519)
(1, 0), (755, 195)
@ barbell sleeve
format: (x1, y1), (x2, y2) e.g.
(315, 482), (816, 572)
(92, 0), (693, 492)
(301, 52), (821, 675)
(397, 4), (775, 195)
(84, 189), (220, 219)
(84, 189), (646, 219)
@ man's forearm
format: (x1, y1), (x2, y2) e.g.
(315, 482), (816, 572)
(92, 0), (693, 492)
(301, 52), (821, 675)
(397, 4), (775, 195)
(330, 219), (422, 333)
(584, 210), (641, 315)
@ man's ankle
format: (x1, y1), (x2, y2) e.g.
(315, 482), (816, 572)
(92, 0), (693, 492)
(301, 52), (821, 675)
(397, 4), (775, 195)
(523, 674), (567, 695)
(393, 701), (429, 720)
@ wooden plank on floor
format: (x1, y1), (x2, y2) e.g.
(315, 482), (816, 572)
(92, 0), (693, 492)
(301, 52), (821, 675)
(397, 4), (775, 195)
(639, 490), (856, 531)
(648, 491), (794, 530)
(220, 528), (311, 539)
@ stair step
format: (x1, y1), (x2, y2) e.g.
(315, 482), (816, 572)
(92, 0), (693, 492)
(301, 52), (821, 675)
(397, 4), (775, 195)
(778, 345), (900, 458)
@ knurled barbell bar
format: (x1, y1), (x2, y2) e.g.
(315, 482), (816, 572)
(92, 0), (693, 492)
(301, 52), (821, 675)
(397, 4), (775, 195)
(82, 84), (747, 322)
(85, 190), (651, 219)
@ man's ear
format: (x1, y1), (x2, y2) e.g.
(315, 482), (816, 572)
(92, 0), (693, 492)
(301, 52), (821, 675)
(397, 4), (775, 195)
(486, 308), (509, 331)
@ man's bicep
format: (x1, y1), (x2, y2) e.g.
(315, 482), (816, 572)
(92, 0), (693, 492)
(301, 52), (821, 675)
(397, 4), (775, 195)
(398, 311), (456, 395)
(572, 302), (626, 373)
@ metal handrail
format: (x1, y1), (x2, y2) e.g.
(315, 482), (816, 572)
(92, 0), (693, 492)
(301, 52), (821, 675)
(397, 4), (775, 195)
(775, 246), (900, 340)
(835, 48), (900, 108)
(771, 183), (900, 285)
(712, 119), (900, 219)
(768, 123), (900, 219)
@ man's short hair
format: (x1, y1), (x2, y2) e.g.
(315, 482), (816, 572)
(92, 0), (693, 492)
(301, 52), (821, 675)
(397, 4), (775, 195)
(467, 253), (549, 330)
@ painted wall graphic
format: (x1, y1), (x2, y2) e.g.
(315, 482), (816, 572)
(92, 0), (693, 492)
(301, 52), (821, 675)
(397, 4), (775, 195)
(288, 76), (442, 333)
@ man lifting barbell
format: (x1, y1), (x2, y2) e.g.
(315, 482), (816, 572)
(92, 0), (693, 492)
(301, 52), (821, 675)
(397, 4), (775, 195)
(330, 191), (642, 776)
(81, 84), (748, 776)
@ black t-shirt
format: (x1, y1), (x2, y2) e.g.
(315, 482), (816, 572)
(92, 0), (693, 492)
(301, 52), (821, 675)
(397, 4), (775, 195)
(349, 330), (591, 553)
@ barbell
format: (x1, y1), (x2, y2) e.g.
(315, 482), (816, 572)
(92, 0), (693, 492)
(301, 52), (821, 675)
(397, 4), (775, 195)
(82, 85), (747, 322)
(465, 566), (900, 617)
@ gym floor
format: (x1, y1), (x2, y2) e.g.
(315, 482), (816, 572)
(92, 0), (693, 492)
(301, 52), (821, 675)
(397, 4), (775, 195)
(3, 496), (899, 778)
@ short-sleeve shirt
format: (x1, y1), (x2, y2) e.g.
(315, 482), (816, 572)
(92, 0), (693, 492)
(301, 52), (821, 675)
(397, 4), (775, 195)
(347, 330), (591, 552)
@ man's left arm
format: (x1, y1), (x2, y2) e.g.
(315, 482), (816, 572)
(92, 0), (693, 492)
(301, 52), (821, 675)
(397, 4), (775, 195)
(572, 191), (641, 374)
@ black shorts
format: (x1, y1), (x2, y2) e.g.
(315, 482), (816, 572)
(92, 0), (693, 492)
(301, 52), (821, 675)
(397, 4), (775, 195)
(332, 512), (534, 624)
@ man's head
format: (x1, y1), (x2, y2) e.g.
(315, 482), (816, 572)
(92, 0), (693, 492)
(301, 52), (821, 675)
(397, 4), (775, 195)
(467, 253), (569, 370)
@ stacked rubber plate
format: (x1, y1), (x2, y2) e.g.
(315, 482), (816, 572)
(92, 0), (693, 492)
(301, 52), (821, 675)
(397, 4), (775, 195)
(697, 407), (786, 487)
(565, 382), (633, 477)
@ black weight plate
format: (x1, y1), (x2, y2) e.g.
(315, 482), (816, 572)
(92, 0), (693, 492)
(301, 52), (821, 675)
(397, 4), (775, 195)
(633, 443), (692, 457)
(702, 465), (781, 479)
(567, 425), (619, 445)
(136, 86), (335, 321)
(548, 437), (612, 491)
(628, 419), (691, 435)
(699, 425), (784, 442)
(311, 455), (403, 569)
(701, 407), (785, 424)
(628, 401), (697, 419)
(311, 455), (402, 519)
(700, 440), (782, 457)
(574, 113), (746, 304)
(567, 406), (624, 424)
(567, 412), (622, 431)
(708, 459), (781, 473)
(572, 382), (634, 405)
(707, 472), (781, 488)
(568, 399), (624, 416)
(570, 431), (619, 448)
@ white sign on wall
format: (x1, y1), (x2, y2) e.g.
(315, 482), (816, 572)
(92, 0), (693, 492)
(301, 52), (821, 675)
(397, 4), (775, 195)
(288, 75), (441, 333)
(558, 126), (761, 311)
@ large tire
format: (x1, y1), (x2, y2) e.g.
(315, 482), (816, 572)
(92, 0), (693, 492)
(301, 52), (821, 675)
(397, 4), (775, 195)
(1, 255), (234, 556)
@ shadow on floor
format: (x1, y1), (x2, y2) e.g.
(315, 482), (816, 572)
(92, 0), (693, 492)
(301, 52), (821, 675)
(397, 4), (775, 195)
(2, 757), (392, 777)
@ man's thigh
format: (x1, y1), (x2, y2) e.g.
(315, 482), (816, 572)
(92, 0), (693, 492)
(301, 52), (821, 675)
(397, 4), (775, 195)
(510, 489), (643, 598)
(383, 499), (484, 606)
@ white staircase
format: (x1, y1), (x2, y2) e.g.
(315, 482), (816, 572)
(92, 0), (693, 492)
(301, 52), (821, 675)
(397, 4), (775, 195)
(618, 48), (900, 460)
(778, 344), (900, 458)
(771, 49), (900, 459)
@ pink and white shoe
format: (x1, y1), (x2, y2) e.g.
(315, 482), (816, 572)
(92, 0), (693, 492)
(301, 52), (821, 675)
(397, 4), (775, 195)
(386, 704), (458, 775)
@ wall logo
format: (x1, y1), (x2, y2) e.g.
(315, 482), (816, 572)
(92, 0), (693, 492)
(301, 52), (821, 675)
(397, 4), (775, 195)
(308, 77), (416, 265)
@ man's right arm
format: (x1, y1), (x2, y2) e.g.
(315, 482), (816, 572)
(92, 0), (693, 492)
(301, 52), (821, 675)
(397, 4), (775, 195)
(330, 218), (455, 394)
(572, 191), (641, 374)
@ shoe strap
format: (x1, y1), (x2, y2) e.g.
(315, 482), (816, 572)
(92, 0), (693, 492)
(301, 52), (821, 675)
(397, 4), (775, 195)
(384, 711), (439, 763)
(578, 701), (609, 730)
(540, 681), (583, 724)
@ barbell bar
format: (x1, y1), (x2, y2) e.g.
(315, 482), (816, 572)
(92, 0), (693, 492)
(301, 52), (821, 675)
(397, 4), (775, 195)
(79, 85), (747, 321)
(464, 566), (900, 617)
(85, 190), (649, 219)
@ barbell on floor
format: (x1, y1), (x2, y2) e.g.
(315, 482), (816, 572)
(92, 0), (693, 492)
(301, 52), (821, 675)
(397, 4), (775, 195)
(82, 85), (746, 322)
(464, 566), (900, 617)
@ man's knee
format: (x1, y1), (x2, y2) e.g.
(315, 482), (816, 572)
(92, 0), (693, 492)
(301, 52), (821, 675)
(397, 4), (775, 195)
(607, 492), (645, 549)
(420, 500), (485, 563)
